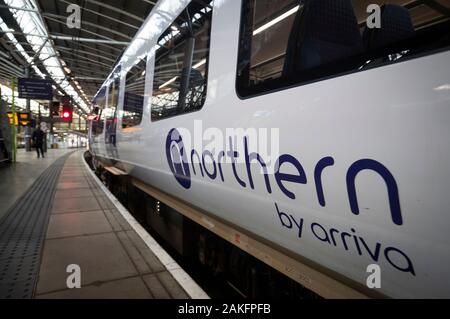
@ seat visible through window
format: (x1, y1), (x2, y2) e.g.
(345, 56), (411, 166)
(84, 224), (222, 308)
(283, 0), (363, 77)
(236, 0), (450, 97)
(362, 4), (415, 51)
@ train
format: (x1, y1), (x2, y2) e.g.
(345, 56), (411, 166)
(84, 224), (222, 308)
(87, 0), (450, 298)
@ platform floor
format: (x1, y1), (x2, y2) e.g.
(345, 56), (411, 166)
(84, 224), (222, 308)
(0, 150), (201, 299)
(0, 149), (74, 219)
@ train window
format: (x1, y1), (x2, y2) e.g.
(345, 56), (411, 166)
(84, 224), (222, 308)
(151, 1), (213, 121)
(236, 0), (450, 97)
(105, 76), (120, 145)
(123, 57), (146, 129)
(92, 86), (106, 136)
(108, 77), (120, 111)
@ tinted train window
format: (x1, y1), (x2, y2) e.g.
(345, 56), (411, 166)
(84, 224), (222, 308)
(105, 77), (119, 145)
(123, 57), (145, 129)
(108, 77), (120, 110)
(151, 1), (213, 121)
(237, 0), (450, 97)
(92, 86), (106, 136)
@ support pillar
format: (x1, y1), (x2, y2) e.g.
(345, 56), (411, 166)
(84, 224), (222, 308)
(24, 67), (32, 152)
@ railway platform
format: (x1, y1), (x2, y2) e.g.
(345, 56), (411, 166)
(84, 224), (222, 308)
(0, 149), (207, 299)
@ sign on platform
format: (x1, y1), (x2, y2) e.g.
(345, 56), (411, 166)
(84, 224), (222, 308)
(7, 112), (31, 126)
(18, 78), (53, 100)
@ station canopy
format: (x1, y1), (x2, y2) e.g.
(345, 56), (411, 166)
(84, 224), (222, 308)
(0, 0), (157, 117)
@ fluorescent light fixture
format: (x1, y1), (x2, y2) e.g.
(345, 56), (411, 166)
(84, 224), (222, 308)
(159, 58), (206, 89)
(159, 76), (177, 89)
(171, 25), (178, 31)
(253, 5), (299, 36)
(434, 84), (450, 91)
(193, 58), (206, 69)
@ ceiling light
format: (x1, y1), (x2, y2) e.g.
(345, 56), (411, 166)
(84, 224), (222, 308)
(193, 59), (206, 69)
(253, 5), (299, 36)
(159, 76), (177, 89)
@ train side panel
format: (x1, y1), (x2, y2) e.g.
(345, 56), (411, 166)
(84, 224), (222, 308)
(90, 0), (450, 298)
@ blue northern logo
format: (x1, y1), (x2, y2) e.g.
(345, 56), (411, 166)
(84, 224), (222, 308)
(165, 129), (403, 226)
(166, 128), (191, 189)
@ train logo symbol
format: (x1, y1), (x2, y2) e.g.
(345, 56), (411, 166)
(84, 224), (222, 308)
(166, 128), (191, 189)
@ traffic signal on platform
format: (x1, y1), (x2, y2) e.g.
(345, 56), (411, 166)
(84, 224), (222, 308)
(61, 105), (73, 122)
(60, 96), (73, 122)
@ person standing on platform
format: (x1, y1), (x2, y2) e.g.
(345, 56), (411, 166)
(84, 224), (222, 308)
(32, 126), (45, 158)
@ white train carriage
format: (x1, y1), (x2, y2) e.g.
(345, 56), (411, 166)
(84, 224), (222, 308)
(88, 0), (450, 298)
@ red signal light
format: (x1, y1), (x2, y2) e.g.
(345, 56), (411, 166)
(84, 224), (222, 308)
(59, 96), (73, 122)
(61, 105), (73, 121)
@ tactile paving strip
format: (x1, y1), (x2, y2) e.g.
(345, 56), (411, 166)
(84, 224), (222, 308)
(0, 153), (72, 298)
